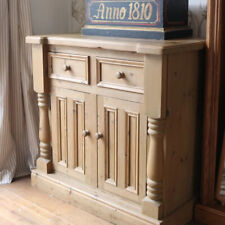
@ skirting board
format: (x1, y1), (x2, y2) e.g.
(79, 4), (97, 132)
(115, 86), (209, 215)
(31, 169), (194, 225)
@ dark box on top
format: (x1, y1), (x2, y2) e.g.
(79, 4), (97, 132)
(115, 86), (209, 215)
(82, 0), (192, 40)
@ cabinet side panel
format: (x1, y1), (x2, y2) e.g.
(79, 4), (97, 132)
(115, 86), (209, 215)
(164, 51), (202, 216)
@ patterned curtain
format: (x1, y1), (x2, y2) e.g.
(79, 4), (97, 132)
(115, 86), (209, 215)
(189, 0), (207, 38)
(0, 0), (39, 184)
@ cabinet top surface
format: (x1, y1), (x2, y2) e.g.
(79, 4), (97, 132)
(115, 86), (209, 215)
(26, 34), (205, 55)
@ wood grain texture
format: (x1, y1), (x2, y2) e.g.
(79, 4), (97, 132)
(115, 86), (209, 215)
(96, 57), (144, 93)
(195, 0), (225, 224)
(200, 0), (224, 205)
(32, 44), (49, 93)
(26, 34), (205, 55)
(28, 35), (204, 225)
(48, 52), (90, 85)
(195, 204), (225, 225)
(51, 89), (97, 187)
(0, 177), (111, 225)
(164, 51), (201, 217)
(36, 93), (52, 174)
(216, 132), (225, 203)
(97, 96), (146, 203)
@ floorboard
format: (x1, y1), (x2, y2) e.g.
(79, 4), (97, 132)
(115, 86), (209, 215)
(0, 176), (112, 225)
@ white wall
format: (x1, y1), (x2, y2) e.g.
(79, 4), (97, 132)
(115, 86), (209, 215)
(30, 0), (72, 35)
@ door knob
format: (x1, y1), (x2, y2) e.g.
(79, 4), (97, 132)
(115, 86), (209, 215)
(63, 64), (71, 71)
(95, 132), (103, 140)
(116, 72), (125, 79)
(82, 130), (90, 137)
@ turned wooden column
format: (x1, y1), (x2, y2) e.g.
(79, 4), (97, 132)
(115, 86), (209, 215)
(142, 54), (167, 220)
(36, 93), (52, 173)
(30, 40), (52, 173)
(142, 118), (165, 219)
(147, 118), (165, 201)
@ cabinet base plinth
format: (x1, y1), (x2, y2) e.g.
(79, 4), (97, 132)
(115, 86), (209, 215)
(31, 169), (194, 225)
(36, 158), (52, 174)
(142, 197), (163, 220)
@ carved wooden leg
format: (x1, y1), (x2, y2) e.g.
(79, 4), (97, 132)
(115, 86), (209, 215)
(36, 93), (52, 173)
(142, 118), (165, 219)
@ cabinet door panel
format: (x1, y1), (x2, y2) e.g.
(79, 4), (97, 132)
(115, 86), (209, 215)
(69, 99), (85, 173)
(51, 89), (97, 187)
(104, 107), (118, 186)
(98, 96), (147, 203)
(126, 112), (140, 194)
(56, 97), (68, 167)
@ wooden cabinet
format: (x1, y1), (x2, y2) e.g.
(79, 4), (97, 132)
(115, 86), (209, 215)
(27, 35), (205, 225)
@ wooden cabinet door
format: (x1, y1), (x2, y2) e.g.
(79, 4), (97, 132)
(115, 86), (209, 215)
(51, 89), (97, 187)
(97, 96), (147, 203)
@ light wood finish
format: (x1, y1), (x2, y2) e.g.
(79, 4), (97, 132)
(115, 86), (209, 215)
(36, 93), (52, 173)
(32, 170), (196, 225)
(142, 118), (165, 219)
(97, 96), (147, 203)
(27, 35), (204, 225)
(26, 34), (205, 55)
(164, 51), (201, 217)
(96, 57), (144, 93)
(51, 88), (97, 187)
(48, 53), (90, 85)
(144, 55), (167, 118)
(0, 177), (111, 225)
(31, 44), (48, 93)
(32, 42), (52, 174)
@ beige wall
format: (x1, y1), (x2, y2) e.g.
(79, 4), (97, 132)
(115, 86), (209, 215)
(30, 0), (72, 35)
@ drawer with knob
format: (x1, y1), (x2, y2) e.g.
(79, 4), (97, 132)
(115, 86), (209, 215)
(96, 57), (144, 94)
(48, 52), (90, 85)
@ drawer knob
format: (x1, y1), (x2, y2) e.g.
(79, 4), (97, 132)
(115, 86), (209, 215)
(95, 132), (103, 140)
(63, 64), (71, 71)
(82, 130), (90, 137)
(116, 72), (125, 79)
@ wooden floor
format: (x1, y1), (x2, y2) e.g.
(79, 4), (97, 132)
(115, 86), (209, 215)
(0, 176), (112, 225)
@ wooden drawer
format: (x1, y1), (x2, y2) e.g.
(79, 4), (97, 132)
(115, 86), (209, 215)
(48, 53), (89, 85)
(96, 57), (144, 94)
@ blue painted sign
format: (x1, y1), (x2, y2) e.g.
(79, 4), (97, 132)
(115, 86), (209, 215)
(86, 0), (162, 27)
(82, 0), (192, 40)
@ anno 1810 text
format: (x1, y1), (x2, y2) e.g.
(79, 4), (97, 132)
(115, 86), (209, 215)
(92, 2), (155, 21)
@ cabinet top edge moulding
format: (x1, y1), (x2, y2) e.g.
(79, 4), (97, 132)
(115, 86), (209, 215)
(26, 34), (205, 55)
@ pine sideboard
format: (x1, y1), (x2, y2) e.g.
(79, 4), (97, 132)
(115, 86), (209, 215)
(26, 35), (205, 225)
